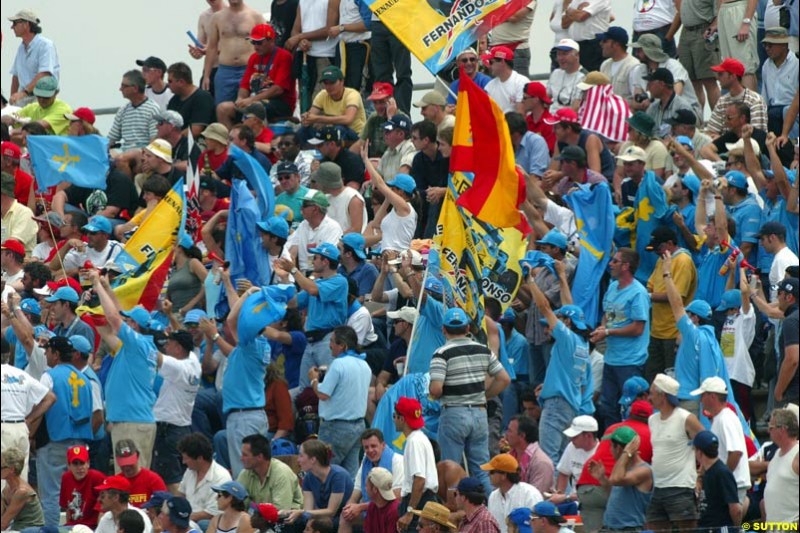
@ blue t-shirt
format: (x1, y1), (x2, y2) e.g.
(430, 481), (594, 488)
(675, 315), (727, 399)
(758, 194), (800, 271)
(302, 464), (354, 518)
(695, 241), (736, 308)
(53, 317), (95, 352)
(726, 196), (762, 261)
(104, 323), (158, 423)
(602, 279), (651, 366)
(539, 321), (593, 413)
(497, 328), (516, 381)
(317, 352), (371, 420)
(4, 328), (28, 370)
(222, 336), (270, 412)
(677, 203), (697, 253)
(269, 331), (307, 389)
(516, 131), (550, 177)
(407, 297), (445, 374)
(300, 274), (349, 331)
(505, 328), (530, 378)
(447, 72), (492, 104)
(339, 262), (379, 297)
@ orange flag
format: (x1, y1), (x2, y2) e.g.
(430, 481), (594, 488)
(450, 68), (528, 230)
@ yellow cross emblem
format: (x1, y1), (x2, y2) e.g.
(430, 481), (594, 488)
(52, 144), (81, 172)
(637, 197), (655, 223)
(67, 371), (86, 407)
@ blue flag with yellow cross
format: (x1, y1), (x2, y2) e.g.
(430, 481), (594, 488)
(27, 134), (109, 190)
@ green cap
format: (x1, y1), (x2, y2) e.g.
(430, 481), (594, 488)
(602, 425), (638, 445)
(33, 75), (59, 98)
(320, 65), (344, 83)
(302, 189), (330, 208)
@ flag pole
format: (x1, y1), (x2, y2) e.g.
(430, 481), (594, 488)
(38, 194), (69, 281)
(401, 253), (432, 377)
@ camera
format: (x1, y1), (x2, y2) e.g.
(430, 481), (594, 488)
(317, 365), (328, 383)
(634, 92), (651, 103)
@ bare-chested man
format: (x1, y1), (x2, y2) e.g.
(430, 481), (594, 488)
(188, 0), (227, 93)
(202, 0), (265, 106)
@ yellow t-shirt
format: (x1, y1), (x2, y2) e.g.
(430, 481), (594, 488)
(648, 250), (698, 339)
(311, 87), (367, 134)
(19, 99), (73, 135)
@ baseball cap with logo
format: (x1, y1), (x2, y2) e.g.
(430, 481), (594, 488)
(711, 58), (746, 78)
(619, 376), (650, 406)
(95, 475), (132, 493)
(395, 396), (425, 429)
(19, 299), (41, 316)
(82, 215), (113, 234)
(114, 439), (140, 467)
(250, 23), (276, 41)
(383, 115), (412, 132)
(142, 491), (173, 510)
(368, 82), (394, 101)
(166, 496), (192, 528)
(33, 76), (59, 98)
(563, 415), (598, 437)
(320, 65), (344, 83)
(136, 56), (167, 72)
(543, 107), (580, 125)
(685, 299), (713, 319)
(443, 307), (469, 328)
(554, 38), (580, 51)
(120, 306), (152, 329)
(1, 141), (22, 160)
(617, 146), (648, 163)
(309, 242), (340, 262)
(256, 216), (290, 240)
(666, 108), (698, 127)
(44, 286), (80, 304)
(541, 304), (587, 330)
(486, 45), (516, 60)
(692, 430), (720, 454)
(716, 289), (742, 312)
(642, 68), (675, 85)
(308, 125), (343, 145)
(532, 501), (566, 522)
(276, 161), (299, 175)
(67, 445), (90, 464)
(302, 189), (330, 208)
(776, 277), (799, 297)
(508, 508), (533, 533)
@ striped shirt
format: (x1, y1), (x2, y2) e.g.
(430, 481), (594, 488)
(430, 337), (504, 406)
(705, 88), (768, 136)
(108, 98), (160, 152)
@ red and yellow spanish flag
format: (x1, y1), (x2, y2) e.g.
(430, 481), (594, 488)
(450, 68), (528, 230)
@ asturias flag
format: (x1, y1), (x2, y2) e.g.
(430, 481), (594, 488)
(634, 171), (676, 284)
(450, 69), (528, 231)
(28, 135), (109, 190)
(237, 284), (297, 346)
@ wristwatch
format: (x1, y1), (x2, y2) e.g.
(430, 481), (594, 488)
(212, 333), (220, 342)
(290, 267), (298, 275)
(742, 18), (751, 24)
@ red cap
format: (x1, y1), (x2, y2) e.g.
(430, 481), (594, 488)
(65, 107), (97, 125)
(95, 475), (132, 493)
(628, 400), (654, 418)
(484, 45), (515, 61)
(67, 445), (90, 463)
(250, 503), (279, 523)
(524, 82), (552, 105)
(367, 82), (394, 101)
(1, 238), (25, 256)
(395, 396), (424, 430)
(250, 23), (276, 41)
(711, 58), (745, 78)
(46, 277), (83, 293)
(543, 107), (580, 125)
(1, 141), (21, 160)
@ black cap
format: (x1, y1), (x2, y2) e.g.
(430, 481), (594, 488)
(168, 330), (195, 353)
(243, 103), (266, 121)
(308, 126), (342, 145)
(665, 108), (698, 126)
(276, 161), (299, 175)
(756, 221), (787, 239)
(787, 265), (799, 278)
(555, 145), (587, 165)
(47, 335), (74, 353)
(646, 226), (678, 251)
(776, 277), (799, 298)
(199, 177), (218, 194)
(643, 67), (674, 85)
(136, 56), (167, 72)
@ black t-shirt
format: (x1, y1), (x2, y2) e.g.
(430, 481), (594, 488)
(328, 149), (366, 186)
(711, 127), (795, 168)
(271, 0), (299, 48)
(621, 178), (640, 208)
(65, 169), (138, 218)
(780, 305), (799, 402)
(698, 460), (739, 528)
(381, 337), (408, 384)
(410, 150), (448, 190)
(167, 88), (216, 132)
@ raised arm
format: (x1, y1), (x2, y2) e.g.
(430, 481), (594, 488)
(660, 251), (686, 323)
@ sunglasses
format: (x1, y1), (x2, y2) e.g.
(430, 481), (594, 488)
(84, 231), (99, 236)
(278, 141), (295, 147)
(251, 39), (266, 45)
(278, 175), (293, 181)
(301, 202), (315, 208)
(216, 492), (230, 498)
(460, 57), (478, 63)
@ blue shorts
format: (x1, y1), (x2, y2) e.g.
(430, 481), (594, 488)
(213, 65), (247, 105)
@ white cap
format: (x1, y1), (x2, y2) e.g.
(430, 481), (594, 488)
(387, 249), (423, 267)
(724, 137), (760, 156)
(554, 38), (580, 51)
(367, 467), (397, 501)
(33, 286), (53, 297)
(616, 146), (647, 163)
(653, 373), (680, 396)
(691, 376), (728, 396)
(562, 415), (598, 438)
(786, 403), (799, 423)
(145, 138), (173, 164)
(387, 306), (419, 325)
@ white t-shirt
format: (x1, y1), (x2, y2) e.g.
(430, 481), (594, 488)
(212, 349), (228, 392)
(770, 246), (799, 301)
(485, 71), (529, 113)
(24, 345), (49, 382)
(31, 241), (54, 262)
(547, 69), (586, 112)
(63, 240), (123, 271)
(720, 307), (756, 386)
(154, 353), (202, 426)
(488, 482), (543, 533)
(544, 200), (578, 249)
(95, 504), (152, 533)
(401, 429), (439, 496)
(145, 86), (174, 111)
(557, 441), (599, 482)
(633, 0), (677, 32)
(710, 407), (751, 489)
(1, 363), (49, 420)
(179, 460), (232, 517)
(353, 452), (405, 493)
(566, 0), (611, 41)
(287, 216), (344, 271)
(347, 305), (379, 346)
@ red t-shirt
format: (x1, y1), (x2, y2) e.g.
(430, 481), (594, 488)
(364, 499), (400, 533)
(199, 149), (229, 172)
(575, 420), (653, 487)
(60, 469), (107, 527)
(239, 48), (297, 111)
(255, 127), (277, 163)
(526, 110), (557, 155)
(14, 168), (33, 205)
(126, 468), (167, 508)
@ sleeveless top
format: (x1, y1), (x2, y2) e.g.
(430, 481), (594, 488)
(650, 408), (697, 489)
(327, 187), (367, 233)
(167, 261), (203, 311)
(604, 462), (653, 528)
(764, 442), (800, 522)
(4, 488), (45, 530)
(577, 130), (616, 180)
(380, 204), (417, 252)
(215, 514), (243, 533)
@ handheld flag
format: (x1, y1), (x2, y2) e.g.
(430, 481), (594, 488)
(450, 70), (528, 231)
(28, 135), (109, 190)
(184, 129), (203, 242)
(519, 250), (556, 277)
(371, 373), (441, 452)
(564, 182), (615, 328)
(364, 0), (532, 73)
(228, 144), (275, 221)
(226, 179), (271, 287)
(579, 84), (631, 143)
(237, 284), (297, 345)
(633, 171), (676, 283)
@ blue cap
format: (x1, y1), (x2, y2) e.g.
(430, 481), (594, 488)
(716, 289), (742, 312)
(424, 276), (443, 295)
(554, 304), (587, 330)
(692, 430), (719, 454)
(341, 233), (367, 260)
(382, 115), (412, 132)
(596, 26), (629, 45)
(386, 173), (416, 194)
(499, 308), (516, 323)
(675, 135), (694, 150)
(33, 325), (53, 341)
(256, 216), (290, 240)
(532, 501), (564, 519)
(685, 299), (712, 319)
(178, 232), (194, 249)
(308, 242), (340, 262)
(443, 308), (469, 328)
(681, 174), (701, 200)
(619, 376), (650, 406)
(183, 309), (208, 325)
(456, 477), (484, 494)
(44, 286), (80, 304)
(508, 508), (533, 533)
(211, 480), (249, 501)
(535, 229), (568, 250)
(20, 298), (41, 316)
(141, 490), (173, 510)
(166, 496), (192, 528)
(121, 305), (152, 328)
(69, 335), (93, 355)
(82, 215), (113, 234)
(725, 170), (748, 191)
